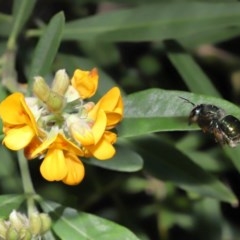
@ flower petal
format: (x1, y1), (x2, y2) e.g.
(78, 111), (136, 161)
(91, 109), (107, 144)
(0, 93), (30, 125)
(31, 133), (84, 158)
(20, 95), (40, 135)
(31, 134), (57, 157)
(105, 112), (123, 129)
(71, 124), (95, 146)
(97, 87), (122, 112)
(62, 153), (85, 185)
(103, 131), (117, 144)
(40, 148), (68, 181)
(3, 126), (35, 150)
(87, 135), (116, 160)
(24, 136), (43, 159)
(94, 87), (123, 127)
(71, 68), (98, 99)
(53, 134), (84, 156)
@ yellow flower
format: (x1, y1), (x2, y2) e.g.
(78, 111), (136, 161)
(79, 87), (123, 160)
(94, 87), (123, 129)
(31, 134), (85, 185)
(0, 93), (44, 150)
(71, 68), (98, 99)
(0, 67), (124, 185)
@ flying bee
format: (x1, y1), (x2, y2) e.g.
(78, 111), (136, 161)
(180, 97), (240, 147)
(179, 97), (225, 133)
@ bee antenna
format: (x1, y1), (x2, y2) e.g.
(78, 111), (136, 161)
(179, 96), (195, 106)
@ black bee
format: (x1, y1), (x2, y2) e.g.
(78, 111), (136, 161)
(180, 97), (240, 147)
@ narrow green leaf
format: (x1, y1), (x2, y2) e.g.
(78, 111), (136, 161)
(0, 194), (25, 218)
(180, 25), (240, 47)
(133, 136), (237, 204)
(223, 146), (240, 173)
(178, 149), (231, 172)
(28, 12), (65, 89)
(59, 3), (240, 44)
(41, 201), (140, 240)
(85, 144), (143, 172)
(9, 0), (36, 45)
(0, 13), (11, 23)
(119, 88), (240, 138)
(193, 199), (222, 240)
(164, 40), (221, 97)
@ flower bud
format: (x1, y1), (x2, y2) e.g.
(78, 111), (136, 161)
(52, 69), (70, 96)
(46, 91), (65, 113)
(33, 76), (50, 102)
(6, 226), (18, 240)
(39, 213), (51, 234)
(0, 219), (8, 239)
(19, 228), (32, 240)
(29, 213), (42, 235)
(9, 210), (26, 231)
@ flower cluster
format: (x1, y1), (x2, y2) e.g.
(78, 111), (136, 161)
(0, 210), (51, 239)
(0, 68), (123, 185)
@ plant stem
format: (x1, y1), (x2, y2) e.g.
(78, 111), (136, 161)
(18, 150), (35, 194)
(17, 150), (36, 215)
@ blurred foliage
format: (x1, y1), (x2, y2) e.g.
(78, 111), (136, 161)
(1, 0), (240, 239)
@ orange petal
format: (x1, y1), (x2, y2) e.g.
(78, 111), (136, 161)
(96, 87), (122, 112)
(20, 95), (39, 135)
(91, 109), (107, 144)
(104, 131), (117, 144)
(32, 133), (84, 157)
(71, 68), (98, 99)
(94, 87), (123, 127)
(62, 153), (85, 185)
(40, 148), (68, 181)
(24, 136), (43, 159)
(0, 93), (30, 125)
(31, 134), (57, 157)
(3, 126), (35, 150)
(71, 125), (95, 146)
(53, 134), (84, 156)
(105, 112), (123, 129)
(87, 136), (116, 160)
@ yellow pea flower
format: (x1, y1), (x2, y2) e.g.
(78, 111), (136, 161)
(33, 134), (85, 185)
(93, 87), (124, 129)
(71, 68), (98, 99)
(0, 68), (124, 185)
(0, 93), (44, 150)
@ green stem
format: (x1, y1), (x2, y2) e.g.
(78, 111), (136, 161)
(17, 150), (35, 194)
(17, 150), (36, 215)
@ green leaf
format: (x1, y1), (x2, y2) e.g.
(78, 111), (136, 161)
(0, 13), (12, 37)
(60, 3), (240, 45)
(0, 194), (25, 218)
(164, 40), (221, 97)
(41, 201), (140, 240)
(0, 147), (15, 177)
(223, 146), (240, 173)
(118, 89), (240, 138)
(85, 144), (143, 172)
(133, 136), (237, 204)
(28, 12), (65, 89)
(179, 149), (231, 172)
(9, 0), (36, 45)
